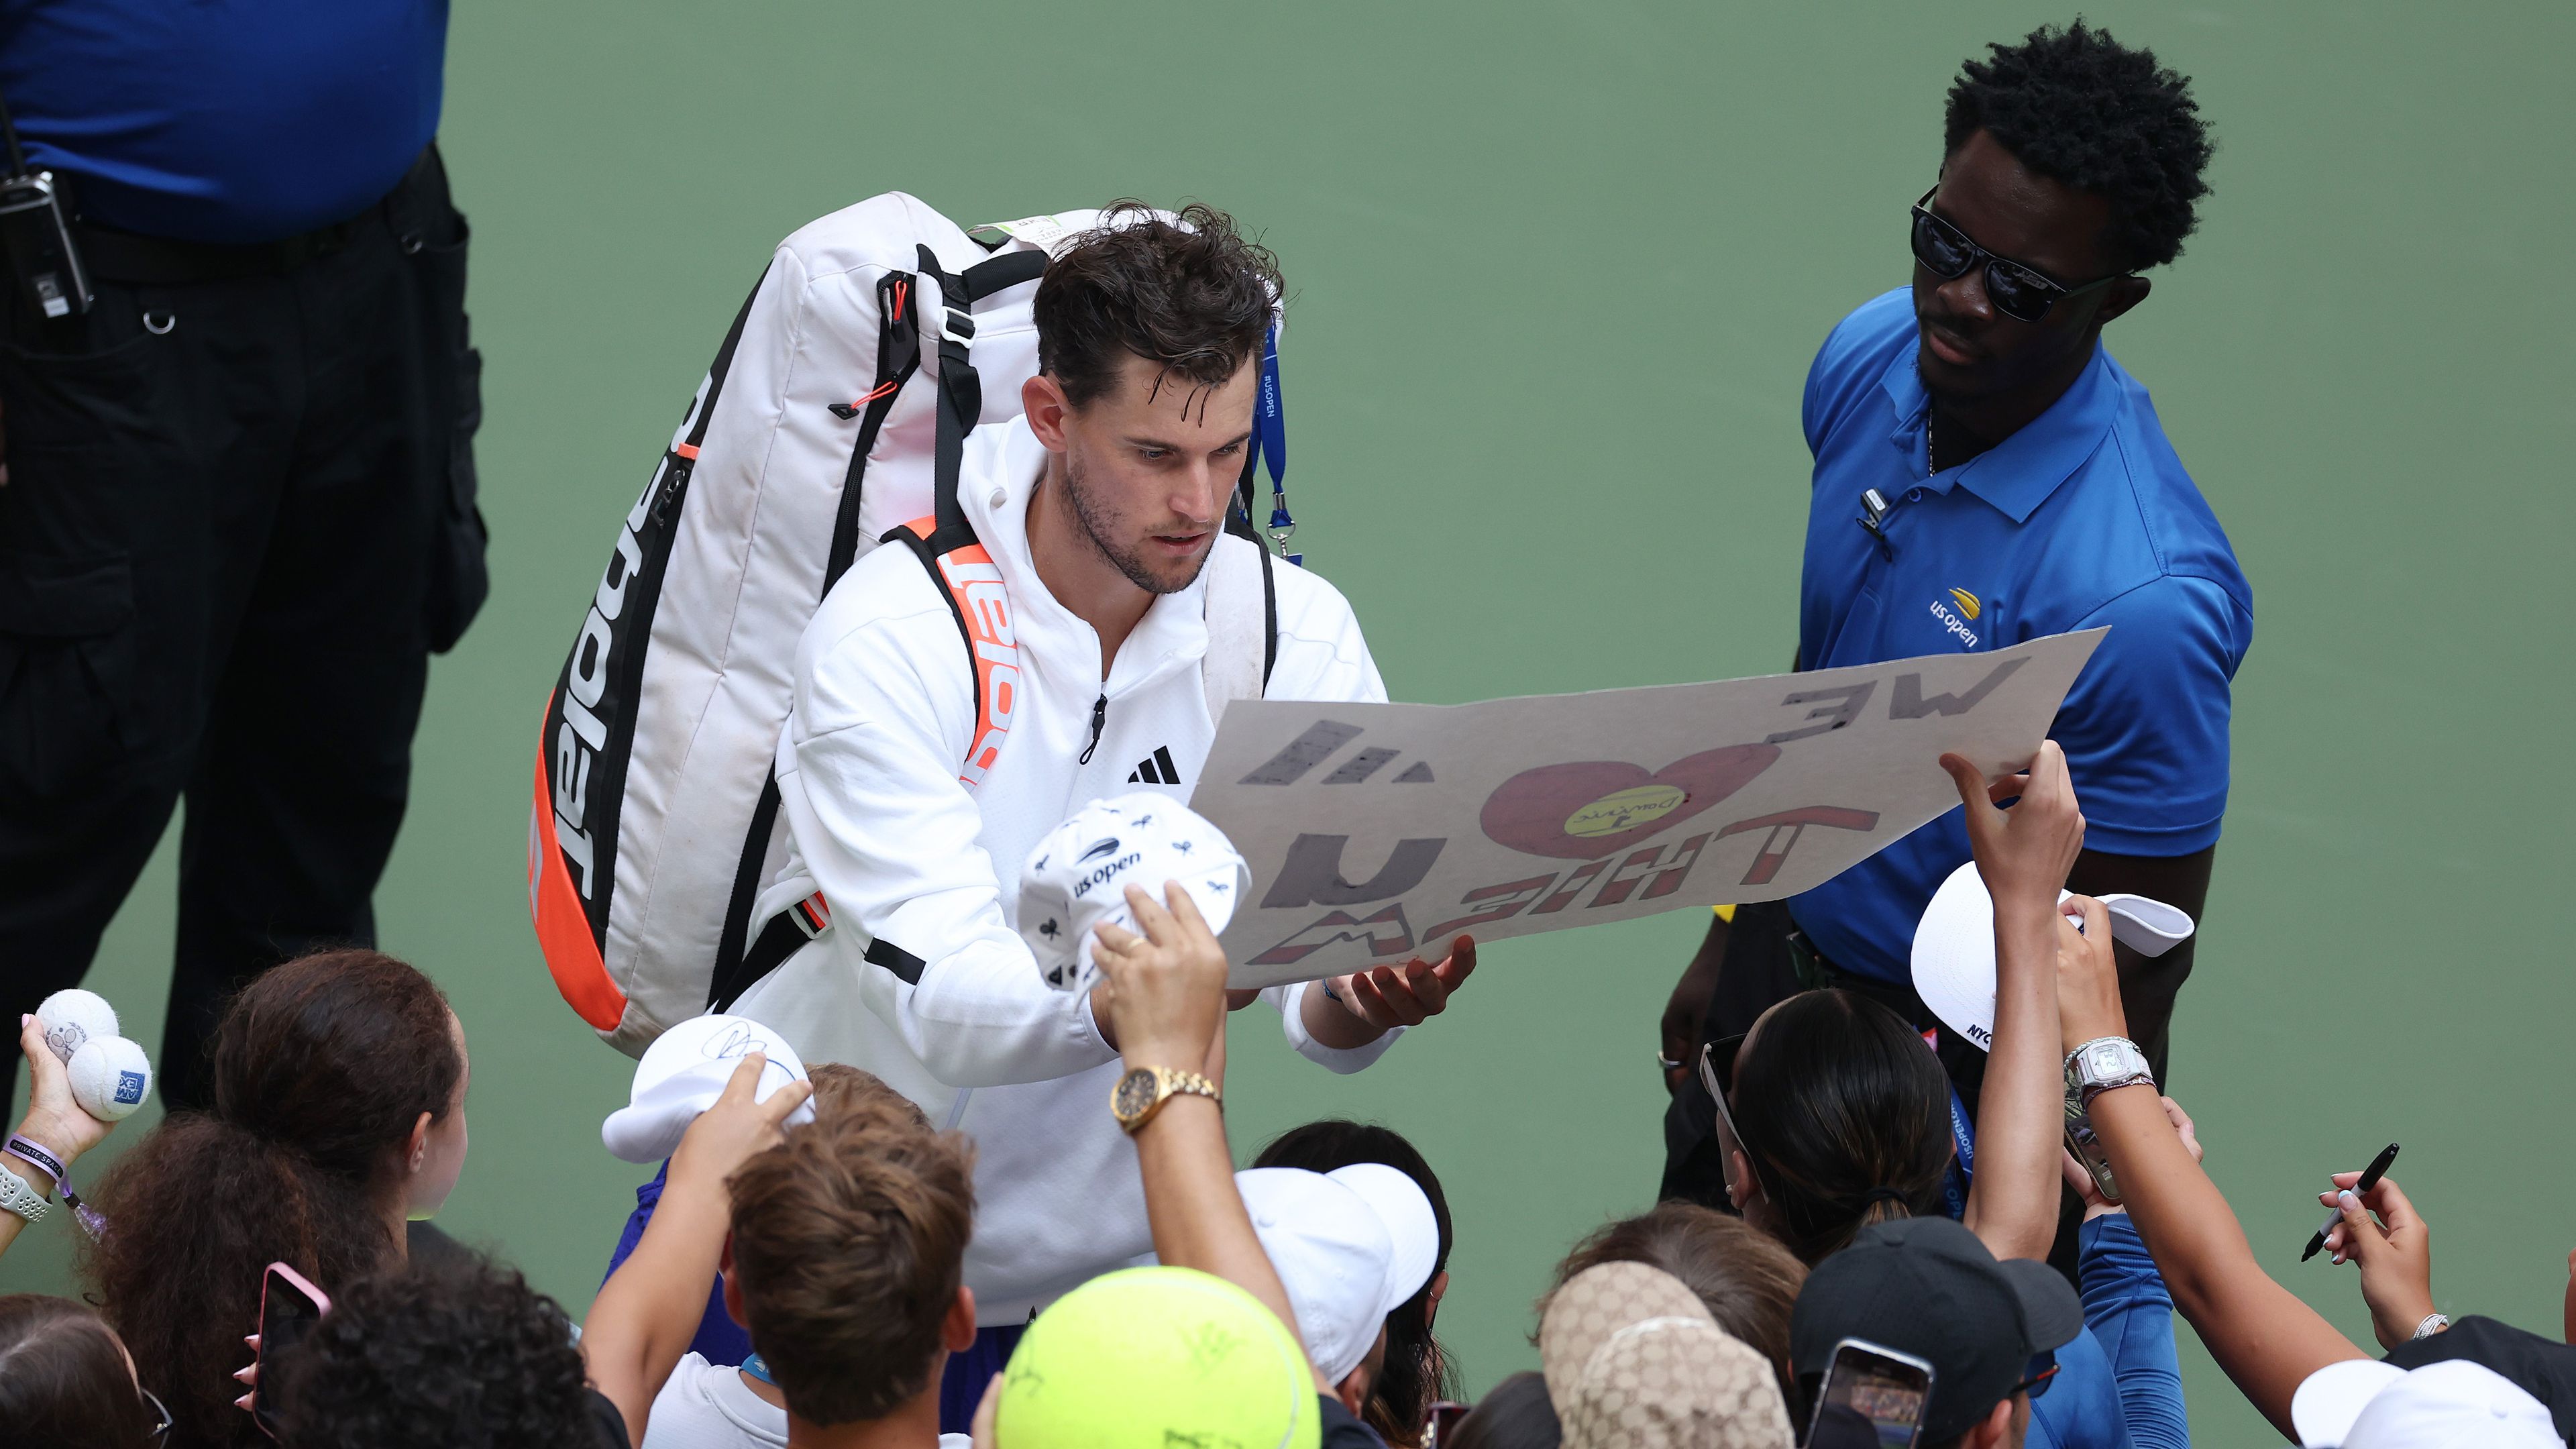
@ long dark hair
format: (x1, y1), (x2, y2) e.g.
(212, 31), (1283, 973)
(1730, 989), (1952, 1265)
(80, 949), (464, 1449)
(0, 1294), (156, 1449)
(1252, 1120), (1459, 1446)
(1544, 1203), (1807, 1403)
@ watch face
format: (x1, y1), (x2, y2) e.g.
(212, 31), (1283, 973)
(2087, 1044), (2125, 1077)
(1114, 1069), (1160, 1121)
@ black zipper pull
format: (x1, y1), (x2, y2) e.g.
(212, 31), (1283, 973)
(1077, 693), (1107, 764)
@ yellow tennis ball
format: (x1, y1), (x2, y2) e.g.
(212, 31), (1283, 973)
(996, 1266), (1318, 1449)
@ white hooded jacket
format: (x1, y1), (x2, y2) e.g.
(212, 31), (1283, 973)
(732, 414), (1396, 1323)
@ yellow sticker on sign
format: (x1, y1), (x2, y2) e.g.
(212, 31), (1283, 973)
(1564, 784), (1688, 839)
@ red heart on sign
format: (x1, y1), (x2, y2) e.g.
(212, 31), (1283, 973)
(1478, 745), (1780, 860)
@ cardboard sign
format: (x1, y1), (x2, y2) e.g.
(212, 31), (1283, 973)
(1190, 629), (2105, 988)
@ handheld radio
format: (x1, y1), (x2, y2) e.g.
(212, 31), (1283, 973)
(0, 85), (91, 320)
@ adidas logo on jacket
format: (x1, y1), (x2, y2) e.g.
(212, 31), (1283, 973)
(733, 415), (1396, 1324)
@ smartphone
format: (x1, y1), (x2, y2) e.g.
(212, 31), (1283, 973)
(1422, 1401), (1470, 1448)
(2064, 1065), (2121, 1203)
(1807, 1338), (1934, 1449)
(254, 1262), (332, 1439)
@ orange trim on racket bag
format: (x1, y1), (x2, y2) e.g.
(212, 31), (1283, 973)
(530, 691), (628, 1031)
(890, 513), (1023, 788)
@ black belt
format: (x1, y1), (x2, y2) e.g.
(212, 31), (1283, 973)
(66, 147), (438, 287)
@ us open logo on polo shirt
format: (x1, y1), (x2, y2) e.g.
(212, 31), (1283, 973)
(1930, 587), (1982, 649)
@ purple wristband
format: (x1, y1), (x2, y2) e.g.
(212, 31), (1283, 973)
(5, 1134), (66, 1191)
(7, 1134), (104, 1238)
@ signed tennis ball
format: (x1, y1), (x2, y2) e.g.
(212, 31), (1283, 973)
(36, 989), (119, 1066)
(996, 1266), (1318, 1449)
(68, 1036), (152, 1122)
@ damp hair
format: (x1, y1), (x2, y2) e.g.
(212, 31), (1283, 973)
(1943, 19), (2214, 271)
(1730, 989), (1953, 1265)
(265, 1256), (604, 1449)
(1033, 201), (1281, 410)
(1252, 1120), (1460, 1446)
(79, 949), (463, 1449)
(1542, 1202), (1807, 1405)
(0, 1295), (156, 1449)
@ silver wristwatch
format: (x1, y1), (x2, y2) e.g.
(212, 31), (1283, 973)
(0, 1160), (49, 1224)
(2066, 1036), (2155, 1104)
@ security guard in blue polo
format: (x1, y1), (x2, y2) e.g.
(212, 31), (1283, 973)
(0, 1), (484, 1108)
(1663, 23), (2251, 1205)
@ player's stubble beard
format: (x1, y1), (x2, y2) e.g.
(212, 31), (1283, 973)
(1063, 449), (1213, 597)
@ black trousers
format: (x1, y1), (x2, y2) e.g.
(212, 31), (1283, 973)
(0, 148), (485, 1110)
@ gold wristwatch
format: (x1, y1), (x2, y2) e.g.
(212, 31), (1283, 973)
(1111, 1065), (1221, 1133)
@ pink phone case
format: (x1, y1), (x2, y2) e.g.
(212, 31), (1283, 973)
(254, 1262), (332, 1438)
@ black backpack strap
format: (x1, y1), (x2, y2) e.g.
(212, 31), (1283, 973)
(824, 270), (923, 589)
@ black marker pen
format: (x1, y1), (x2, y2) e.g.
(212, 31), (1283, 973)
(2304, 1142), (2398, 1262)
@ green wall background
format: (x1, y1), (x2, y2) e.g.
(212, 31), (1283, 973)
(9, 4), (2573, 1442)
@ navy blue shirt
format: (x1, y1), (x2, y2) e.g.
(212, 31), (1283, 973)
(1788, 289), (2253, 985)
(0, 0), (447, 244)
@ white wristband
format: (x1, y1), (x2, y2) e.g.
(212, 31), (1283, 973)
(0, 1160), (49, 1224)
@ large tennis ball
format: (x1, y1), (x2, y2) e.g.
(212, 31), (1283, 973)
(36, 989), (119, 1065)
(996, 1266), (1318, 1449)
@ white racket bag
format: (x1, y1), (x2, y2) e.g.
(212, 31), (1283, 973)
(527, 194), (1288, 1056)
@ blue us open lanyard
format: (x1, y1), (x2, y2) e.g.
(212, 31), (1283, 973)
(1941, 1077), (1976, 1221)
(1243, 325), (1297, 565)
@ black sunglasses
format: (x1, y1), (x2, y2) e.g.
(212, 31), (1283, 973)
(1697, 1035), (1762, 1194)
(1910, 188), (2121, 324)
(2014, 1350), (2060, 1400)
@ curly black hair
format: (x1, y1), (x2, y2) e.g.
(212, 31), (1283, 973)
(268, 1256), (610, 1449)
(1944, 19), (2214, 270)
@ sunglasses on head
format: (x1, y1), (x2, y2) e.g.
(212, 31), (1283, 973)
(1697, 1036), (1761, 1193)
(1910, 187), (2122, 324)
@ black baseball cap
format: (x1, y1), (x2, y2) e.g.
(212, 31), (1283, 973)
(1790, 1216), (2085, 1444)
(2383, 1316), (2576, 1443)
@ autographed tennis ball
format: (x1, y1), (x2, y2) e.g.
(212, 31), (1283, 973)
(36, 988), (119, 1065)
(68, 1036), (153, 1122)
(996, 1266), (1318, 1449)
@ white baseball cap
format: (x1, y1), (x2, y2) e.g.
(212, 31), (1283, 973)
(2294, 1358), (2561, 1448)
(1234, 1163), (1440, 1386)
(1020, 793), (1248, 996)
(1910, 860), (2196, 1051)
(601, 1014), (818, 1165)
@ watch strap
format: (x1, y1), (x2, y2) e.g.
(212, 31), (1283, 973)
(0, 1159), (48, 1224)
(1117, 1066), (1222, 1133)
(2068, 1036), (2155, 1104)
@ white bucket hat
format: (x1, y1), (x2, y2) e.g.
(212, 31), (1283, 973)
(1020, 793), (1248, 996)
(601, 1014), (818, 1164)
(1234, 1163), (1440, 1386)
(2294, 1358), (2560, 1448)
(1910, 860), (2196, 1051)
